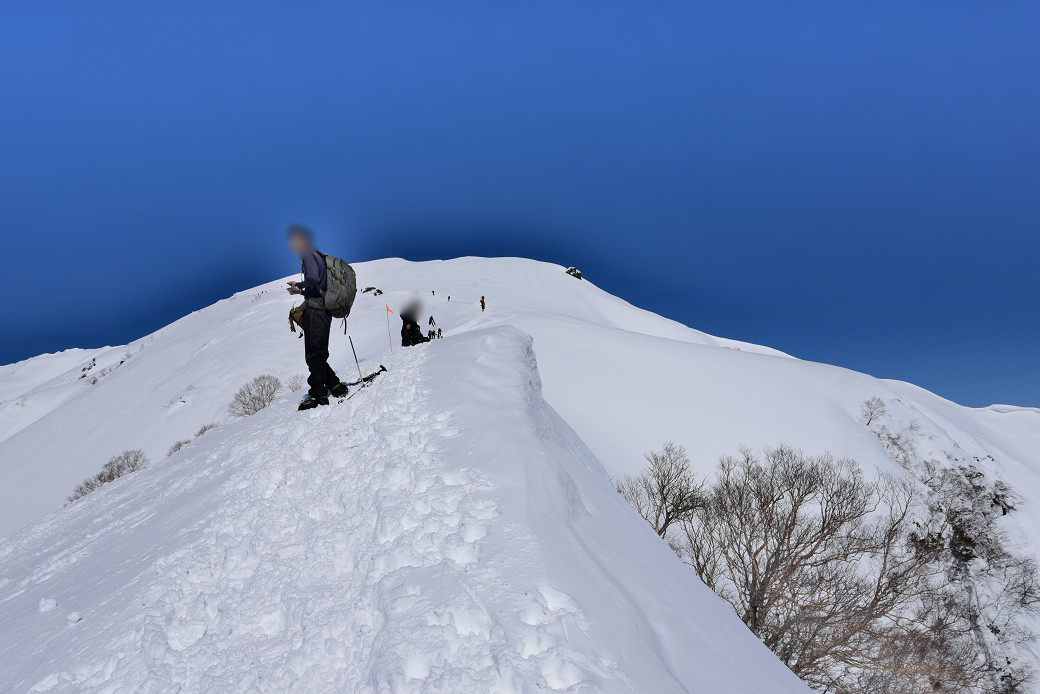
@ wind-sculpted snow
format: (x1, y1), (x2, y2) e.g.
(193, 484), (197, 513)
(0, 327), (806, 692)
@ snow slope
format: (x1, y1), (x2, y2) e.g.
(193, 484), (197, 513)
(1, 257), (1034, 542)
(0, 256), (787, 537)
(0, 346), (113, 444)
(0, 327), (806, 693)
(1, 255), (1036, 691)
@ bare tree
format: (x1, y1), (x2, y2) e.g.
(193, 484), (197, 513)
(861, 396), (887, 426)
(286, 374), (306, 392)
(166, 439), (191, 457)
(228, 374), (281, 417)
(676, 446), (994, 692)
(618, 441), (1037, 692)
(615, 442), (702, 537)
(67, 449), (149, 503)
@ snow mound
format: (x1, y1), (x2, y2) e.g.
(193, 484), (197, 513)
(0, 327), (804, 693)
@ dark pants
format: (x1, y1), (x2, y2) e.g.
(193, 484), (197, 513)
(303, 306), (339, 397)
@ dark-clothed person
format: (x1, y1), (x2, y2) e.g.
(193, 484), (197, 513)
(286, 225), (345, 409)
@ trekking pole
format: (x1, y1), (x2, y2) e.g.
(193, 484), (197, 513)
(348, 336), (366, 388)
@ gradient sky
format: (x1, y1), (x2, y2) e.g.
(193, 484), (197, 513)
(1, 1), (1037, 407)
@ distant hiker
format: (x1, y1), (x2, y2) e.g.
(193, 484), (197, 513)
(399, 301), (430, 347)
(286, 225), (353, 410)
(428, 315), (437, 329)
(447, 295), (450, 302)
(436, 328), (443, 339)
(432, 290), (435, 296)
(427, 329), (435, 340)
(480, 296), (486, 312)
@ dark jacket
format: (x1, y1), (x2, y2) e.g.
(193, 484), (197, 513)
(298, 251), (327, 308)
(400, 309), (430, 347)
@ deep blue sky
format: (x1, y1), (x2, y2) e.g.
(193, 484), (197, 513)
(1, 1), (1037, 406)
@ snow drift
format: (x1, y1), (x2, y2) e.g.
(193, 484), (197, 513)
(0, 327), (805, 693)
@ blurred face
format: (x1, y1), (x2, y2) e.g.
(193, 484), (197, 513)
(288, 233), (311, 255)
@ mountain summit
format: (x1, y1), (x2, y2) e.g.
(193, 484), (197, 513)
(0, 257), (1035, 691)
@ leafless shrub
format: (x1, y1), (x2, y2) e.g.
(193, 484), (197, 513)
(873, 420), (920, 471)
(228, 374), (281, 417)
(286, 374), (306, 392)
(615, 442), (702, 537)
(67, 450), (149, 504)
(195, 423), (218, 438)
(861, 396), (887, 426)
(166, 440), (191, 457)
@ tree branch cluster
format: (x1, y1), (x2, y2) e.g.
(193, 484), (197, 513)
(617, 441), (1037, 693)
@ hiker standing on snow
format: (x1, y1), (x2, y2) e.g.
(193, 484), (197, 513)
(286, 225), (348, 410)
(480, 296), (485, 312)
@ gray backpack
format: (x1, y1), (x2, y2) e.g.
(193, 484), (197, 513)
(319, 253), (357, 319)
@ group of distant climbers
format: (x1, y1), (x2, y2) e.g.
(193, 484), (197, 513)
(285, 225), (487, 410)
(399, 292), (485, 347)
(427, 316), (443, 341)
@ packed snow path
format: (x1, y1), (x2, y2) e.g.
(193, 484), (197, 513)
(0, 327), (805, 693)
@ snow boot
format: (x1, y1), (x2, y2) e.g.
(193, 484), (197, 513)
(329, 382), (349, 399)
(298, 395), (329, 411)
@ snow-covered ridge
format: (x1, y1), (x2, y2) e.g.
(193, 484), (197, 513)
(0, 257), (1035, 541)
(0, 256), (790, 537)
(0, 327), (805, 692)
(1, 255), (1036, 691)
(983, 404), (1040, 415)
